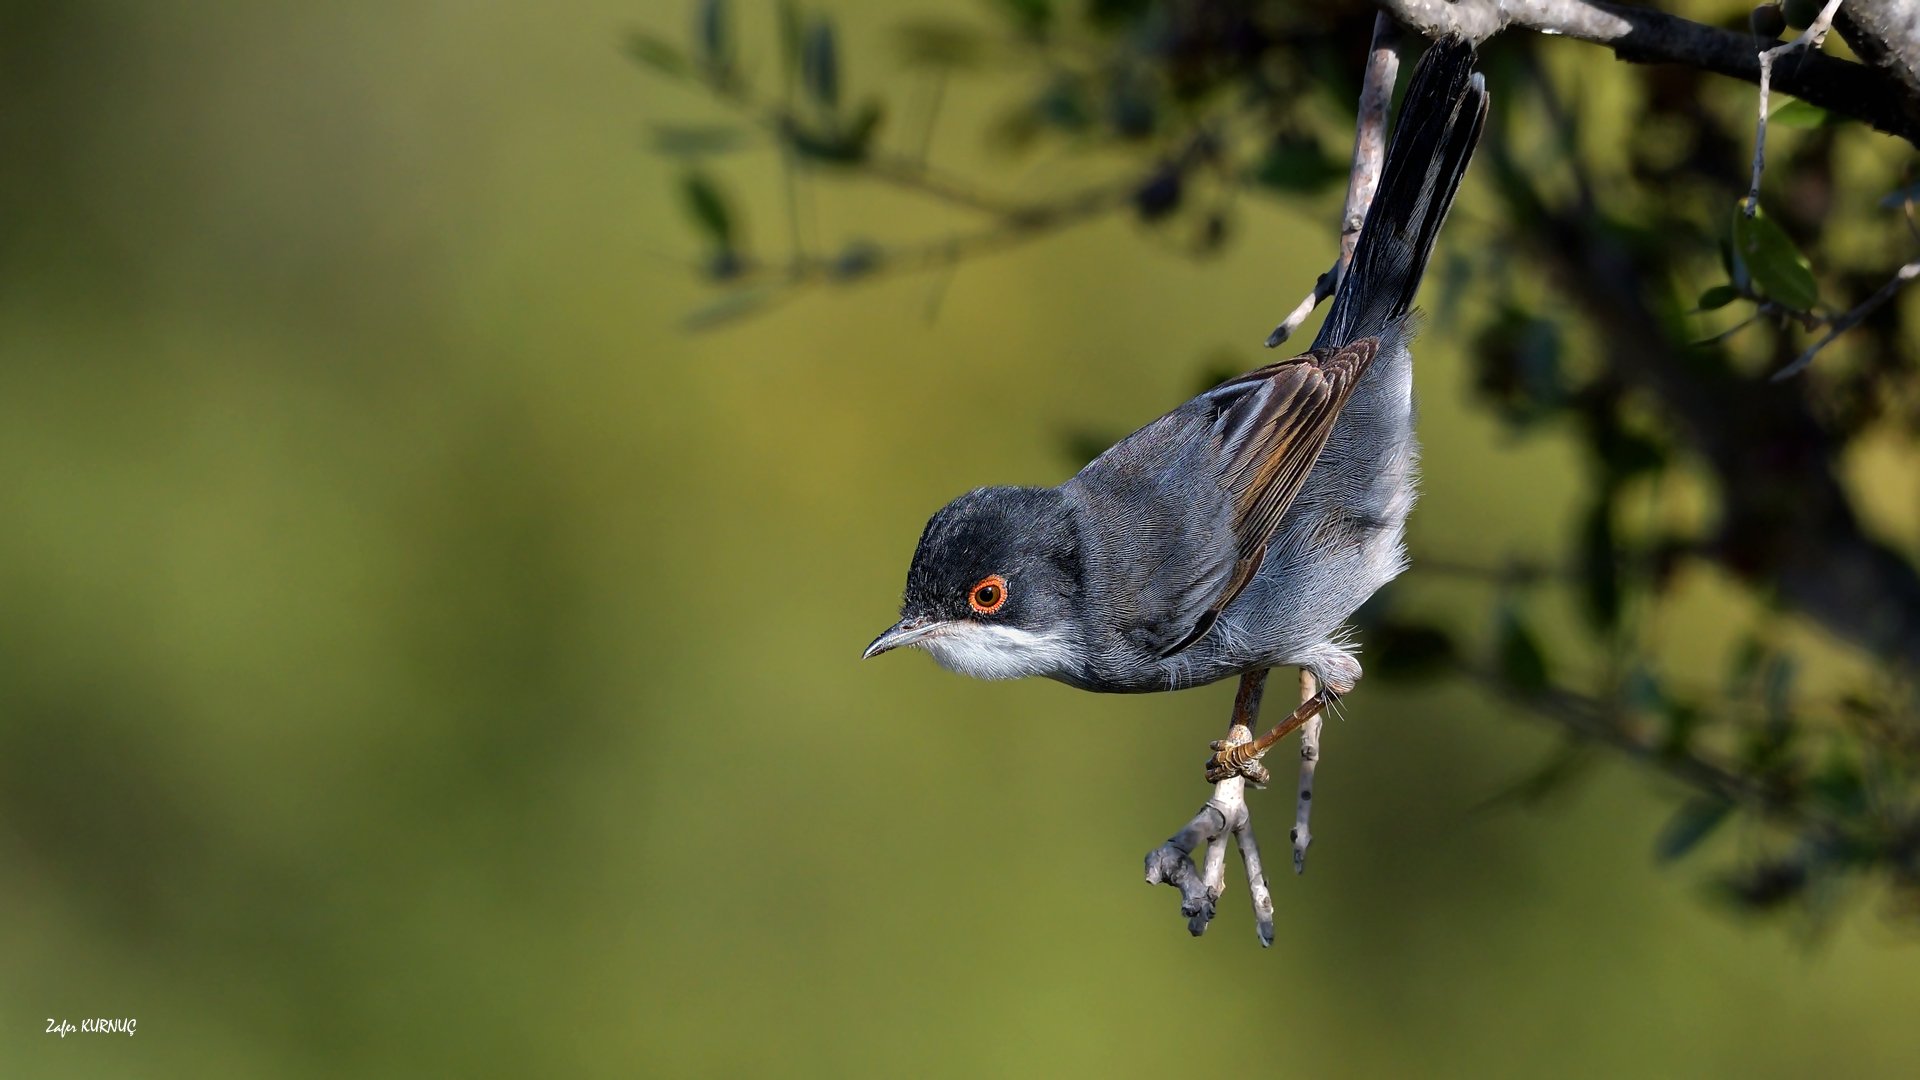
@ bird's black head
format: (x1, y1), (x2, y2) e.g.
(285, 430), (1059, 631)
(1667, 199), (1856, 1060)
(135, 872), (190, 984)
(863, 485), (1085, 680)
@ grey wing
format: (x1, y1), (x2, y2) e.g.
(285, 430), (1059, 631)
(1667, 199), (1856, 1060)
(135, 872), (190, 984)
(1063, 401), (1240, 658)
(1070, 341), (1383, 660)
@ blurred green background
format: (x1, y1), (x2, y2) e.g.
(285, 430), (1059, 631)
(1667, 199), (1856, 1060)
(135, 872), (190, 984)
(3, 1), (1918, 1076)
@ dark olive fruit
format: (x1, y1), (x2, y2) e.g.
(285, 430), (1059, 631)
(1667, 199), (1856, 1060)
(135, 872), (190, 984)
(1783, 0), (1820, 30)
(1750, 4), (1786, 38)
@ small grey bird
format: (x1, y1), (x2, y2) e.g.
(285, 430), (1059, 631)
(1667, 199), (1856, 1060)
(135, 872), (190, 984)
(865, 37), (1487, 777)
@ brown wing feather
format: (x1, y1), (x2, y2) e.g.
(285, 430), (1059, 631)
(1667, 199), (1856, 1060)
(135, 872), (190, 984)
(1161, 338), (1381, 657)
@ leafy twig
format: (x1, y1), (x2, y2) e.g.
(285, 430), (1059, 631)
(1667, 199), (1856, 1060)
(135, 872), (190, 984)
(1772, 258), (1920, 379)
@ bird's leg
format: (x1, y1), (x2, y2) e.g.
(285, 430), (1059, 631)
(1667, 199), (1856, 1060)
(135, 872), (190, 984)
(1292, 668), (1322, 874)
(1206, 681), (1336, 783)
(1144, 669), (1275, 944)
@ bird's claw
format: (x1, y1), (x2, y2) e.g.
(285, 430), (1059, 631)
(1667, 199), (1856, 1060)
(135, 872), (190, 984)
(1205, 740), (1271, 785)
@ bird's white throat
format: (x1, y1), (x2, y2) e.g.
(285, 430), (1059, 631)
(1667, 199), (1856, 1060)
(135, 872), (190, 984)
(918, 622), (1077, 681)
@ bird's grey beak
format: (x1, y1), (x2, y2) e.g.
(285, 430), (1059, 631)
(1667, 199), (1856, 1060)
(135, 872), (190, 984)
(862, 617), (946, 659)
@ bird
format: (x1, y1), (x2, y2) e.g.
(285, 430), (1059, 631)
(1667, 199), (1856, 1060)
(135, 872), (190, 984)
(864, 35), (1488, 782)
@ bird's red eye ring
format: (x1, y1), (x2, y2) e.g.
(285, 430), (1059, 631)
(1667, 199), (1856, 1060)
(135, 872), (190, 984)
(969, 575), (1008, 615)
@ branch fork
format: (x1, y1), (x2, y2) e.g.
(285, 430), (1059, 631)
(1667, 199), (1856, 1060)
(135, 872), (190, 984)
(1747, 0), (1849, 218)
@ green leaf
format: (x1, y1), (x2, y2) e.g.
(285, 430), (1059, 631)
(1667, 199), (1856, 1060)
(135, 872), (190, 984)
(696, 0), (733, 75)
(680, 171), (734, 248)
(895, 19), (987, 69)
(651, 124), (748, 157)
(1769, 99), (1828, 128)
(993, 0), (1052, 37)
(1088, 0), (1153, 28)
(1656, 797), (1733, 862)
(1253, 135), (1347, 194)
(1497, 609), (1551, 695)
(1731, 206), (1819, 311)
(1696, 284), (1741, 311)
(1367, 621), (1456, 682)
(777, 1), (802, 83)
(787, 101), (885, 164)
(1580, 500), (1619, 630)
(624, 31), (688, 77)
(802, 19), (840, 110)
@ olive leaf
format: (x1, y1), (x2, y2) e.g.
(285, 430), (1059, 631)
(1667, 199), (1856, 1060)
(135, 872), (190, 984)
(995, 0), (1052, 37)
(696, 0), (734, 77)
(680, 171), (735, 249)
(1656, 797), (1733, 862)
(1731, 206), (1819, 312)
(1254, 134), (1348, 194)
(624, 31), (688, 77)
(1769, 99), (1829, 129)
(652, 124), (749, 157)
(1497, 608), (1551, 696)
(1696, 284), (1742, 311)
(895, 19), (987, 69)
(803, 18), (840, 110)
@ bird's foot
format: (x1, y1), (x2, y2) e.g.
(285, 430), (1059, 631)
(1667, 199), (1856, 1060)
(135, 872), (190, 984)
(1144, 720), (1275, 944)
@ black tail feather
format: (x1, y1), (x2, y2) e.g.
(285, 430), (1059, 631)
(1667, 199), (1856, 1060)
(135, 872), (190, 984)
(1313, 35), (1487, 351)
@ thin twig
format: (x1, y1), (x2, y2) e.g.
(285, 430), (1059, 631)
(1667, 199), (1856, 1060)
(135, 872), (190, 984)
(911, 67), (948, 165)
(1772, 259), (1920, 379)
(1292, 668), (1322, 874)
(1747, 0), (1847, 218)
(681, 180), (1139, 327)
(1266, 13), (1402, 348)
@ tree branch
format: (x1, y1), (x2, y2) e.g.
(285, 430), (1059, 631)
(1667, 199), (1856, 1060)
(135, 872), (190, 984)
(1377, 0), (1920, 145)
(1835, 0), (1920, 106)
(1266, 13), (1402, 348)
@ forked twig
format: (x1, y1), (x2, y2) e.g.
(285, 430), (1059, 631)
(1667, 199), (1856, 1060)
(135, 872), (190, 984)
(1746, 0), (1846, 218)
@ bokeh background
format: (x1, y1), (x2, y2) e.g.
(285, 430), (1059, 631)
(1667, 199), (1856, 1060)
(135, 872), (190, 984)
(3, 1), (1918, 1076)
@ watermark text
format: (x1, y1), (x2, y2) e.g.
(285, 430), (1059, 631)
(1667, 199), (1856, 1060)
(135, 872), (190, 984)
(47, 1018), (136, 1036)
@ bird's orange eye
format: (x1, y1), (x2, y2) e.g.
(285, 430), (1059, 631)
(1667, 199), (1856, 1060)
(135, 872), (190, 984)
(969, 575), (1008, 615)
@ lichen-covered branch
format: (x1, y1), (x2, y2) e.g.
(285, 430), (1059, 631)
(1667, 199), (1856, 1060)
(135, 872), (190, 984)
(1835, 0), (1920, 105)
(1377, 0), (1920, 145)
